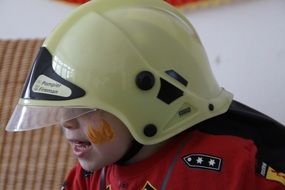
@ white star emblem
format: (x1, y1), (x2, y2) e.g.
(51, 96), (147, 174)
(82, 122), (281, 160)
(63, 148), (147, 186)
(209, 159), (216, 166)
(196, 157), (203, 164)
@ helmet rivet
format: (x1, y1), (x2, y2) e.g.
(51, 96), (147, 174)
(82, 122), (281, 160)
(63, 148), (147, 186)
(135, 71), (155, 91)
(143, 124), (157, 137)
(208, 104), (214, 111)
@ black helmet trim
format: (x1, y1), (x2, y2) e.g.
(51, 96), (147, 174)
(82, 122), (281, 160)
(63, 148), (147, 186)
(21, 47), (85, 101)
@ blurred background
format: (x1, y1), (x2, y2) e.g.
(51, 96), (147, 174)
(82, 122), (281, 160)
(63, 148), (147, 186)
(0, 0), (284, 124)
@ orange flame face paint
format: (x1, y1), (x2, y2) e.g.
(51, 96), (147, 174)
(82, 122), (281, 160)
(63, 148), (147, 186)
(87, 119), (115, 145)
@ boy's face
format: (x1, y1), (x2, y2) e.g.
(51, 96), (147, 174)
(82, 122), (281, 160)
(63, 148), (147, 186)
(61, 110), (133, 171)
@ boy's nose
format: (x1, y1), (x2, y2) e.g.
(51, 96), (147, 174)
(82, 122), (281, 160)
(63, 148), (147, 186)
(61, 119), (79, 129)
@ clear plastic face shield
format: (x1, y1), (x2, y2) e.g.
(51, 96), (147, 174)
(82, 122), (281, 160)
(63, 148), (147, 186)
(6, 105), (95, 132)
(6, 103), (129, 144)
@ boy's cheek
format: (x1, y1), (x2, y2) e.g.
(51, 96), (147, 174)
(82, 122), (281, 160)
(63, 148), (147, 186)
(86, 119), (115, 145)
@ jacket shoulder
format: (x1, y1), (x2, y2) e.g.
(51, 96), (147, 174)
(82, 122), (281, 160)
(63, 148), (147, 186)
(194, 100), (285, 173)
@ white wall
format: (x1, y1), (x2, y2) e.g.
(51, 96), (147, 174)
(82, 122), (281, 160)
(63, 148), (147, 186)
(0, 0), (75, 39)
(0, 0), (284, 124)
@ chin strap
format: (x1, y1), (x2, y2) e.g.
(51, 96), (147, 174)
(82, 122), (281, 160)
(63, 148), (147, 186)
(100, 167), (106, 190)
(116, 139), (143, 165)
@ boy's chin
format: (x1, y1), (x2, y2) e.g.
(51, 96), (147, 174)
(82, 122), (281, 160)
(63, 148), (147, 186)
(79, 159), (104, 172)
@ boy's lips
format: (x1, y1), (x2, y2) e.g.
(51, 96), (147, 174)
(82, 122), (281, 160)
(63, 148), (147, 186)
(69, 140), (92, 157)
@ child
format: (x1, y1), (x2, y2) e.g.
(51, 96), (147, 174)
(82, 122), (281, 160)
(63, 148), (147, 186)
(6, 0), (285, 189)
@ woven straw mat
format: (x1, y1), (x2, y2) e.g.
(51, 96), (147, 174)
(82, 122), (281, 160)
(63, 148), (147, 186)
(0, 39), (76, 190)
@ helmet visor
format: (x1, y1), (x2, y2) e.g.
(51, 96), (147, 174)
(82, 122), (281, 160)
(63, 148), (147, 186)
(6, 104), (95, 132)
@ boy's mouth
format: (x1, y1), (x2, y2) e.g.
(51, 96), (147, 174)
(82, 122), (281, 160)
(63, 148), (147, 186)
(69, 140), (92, 157)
